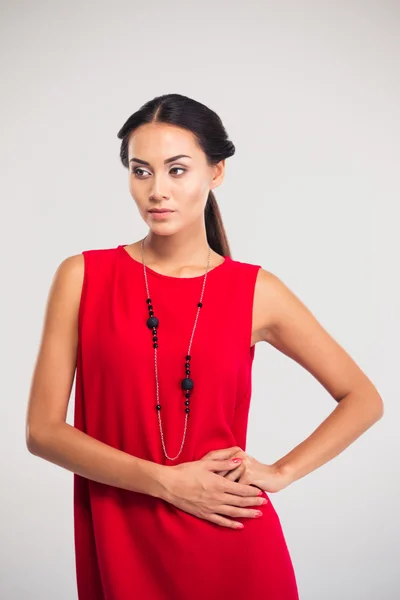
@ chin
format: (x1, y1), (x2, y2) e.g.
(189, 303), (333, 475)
(146, 222), (179, 235)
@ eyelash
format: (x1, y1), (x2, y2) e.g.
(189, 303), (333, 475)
(131, 167), (187, 178)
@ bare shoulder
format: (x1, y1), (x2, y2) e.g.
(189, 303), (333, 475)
(37, 252), (86, 361)
(252, 267), (324, 346)
(252, 267), (290, 344)
(48, 253), (85, 312)
(59, 253), (85, 280)
(56, 252), (85, 280)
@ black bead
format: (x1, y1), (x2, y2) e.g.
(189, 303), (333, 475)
(186, 369), (190, 375)
(156, 404), (161, 410)
(147, 316), (159, 329)
(185, 408), (190, 413)
(153, 343), (158, 348)
(185, 362), (190, 368)
(152, 336), (157, 342)
(185, 392), (190, 398)
(149, 310), (154, 316)
(186, 355), (191, 361)
(185, 400), (190, 406)
(146, 298), (152, 304)
(181, 377), (194, 391)
(198, 302), (202, 308)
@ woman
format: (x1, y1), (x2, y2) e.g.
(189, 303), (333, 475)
(26, 93), (384, 599)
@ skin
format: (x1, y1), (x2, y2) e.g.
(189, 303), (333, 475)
(26, 122), (384, 532)
(123, 121), (227, 275)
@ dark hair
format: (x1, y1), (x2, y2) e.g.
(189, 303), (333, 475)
(117, 93), (235, 258)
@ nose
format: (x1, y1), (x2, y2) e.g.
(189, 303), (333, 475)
(149, 174), (170, 201)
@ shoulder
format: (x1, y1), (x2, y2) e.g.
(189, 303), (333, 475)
(253, 265), (323, 346)
(79, 246), (118, 261)
(228, 256), (263, 276)
(60, 245), (119, 282)
(252, 267), (300, 342)
(45, 244), (120, 312)
(49, 246), (117, 303)
(48, 253), (86, 310)
(53, 253), (85, 287)
(36, 253), (86, 343)
(254, 266), (284, 297)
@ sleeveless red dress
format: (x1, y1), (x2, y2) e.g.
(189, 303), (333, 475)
(73, 244), (299, 599)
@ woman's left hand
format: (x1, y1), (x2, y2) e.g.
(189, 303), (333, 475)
(201, 446), (289, 494)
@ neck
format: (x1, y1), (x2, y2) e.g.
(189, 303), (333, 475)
(143, 226), (214, 268)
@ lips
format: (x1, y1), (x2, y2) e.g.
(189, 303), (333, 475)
(148, 209), (174, 213)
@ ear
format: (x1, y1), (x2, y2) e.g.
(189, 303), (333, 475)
(210, 159), (225, 190)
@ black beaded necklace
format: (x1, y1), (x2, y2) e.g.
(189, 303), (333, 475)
(140, 237), (212, 461)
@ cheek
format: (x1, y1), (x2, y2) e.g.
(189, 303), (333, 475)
(128, 177), (134, 198)
(176, 178), (208, 208)
(129, 180), (146, 207)
(129, 177), (139, 197)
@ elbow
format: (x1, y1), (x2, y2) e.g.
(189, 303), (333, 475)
(26, 424), (40, 455)
(26, 423), (48, 455)
(26, 420), (66, 455)
(376, 396), (384, 420)
(371, 383), (385, 420)
(369, 390), (385, 423)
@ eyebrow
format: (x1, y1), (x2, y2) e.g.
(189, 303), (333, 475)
(129, 154), (192, 166)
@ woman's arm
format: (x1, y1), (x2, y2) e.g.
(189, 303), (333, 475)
(26, 255), (169, 499)
(253, 268), (384, 487)
(272, 384), (383, 487)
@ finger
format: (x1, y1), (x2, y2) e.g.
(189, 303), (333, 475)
(223, 478), (262, 497)
(202, 446), (242, 460)
(222, 492), (267, 508)
(224, 464), (244, 481)
(237, 473), (256, 487)
(238, 478), (263, 497)
(214, 470), (230, 477)
(218, 504), (263, 519)
(207, 514), (244, 530)
(207, 458), (244, 472)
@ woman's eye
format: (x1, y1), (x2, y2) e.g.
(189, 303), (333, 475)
(131, 167), (187, 178)
(132, 168), (148, 178)
(169, 167), (186, 176)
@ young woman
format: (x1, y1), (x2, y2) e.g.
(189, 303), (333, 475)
(26, 93), (384, 599)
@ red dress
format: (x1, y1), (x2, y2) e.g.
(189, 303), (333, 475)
(73, 244), (299, 599)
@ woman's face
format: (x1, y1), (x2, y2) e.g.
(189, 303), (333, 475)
(127, 122), (224, 234)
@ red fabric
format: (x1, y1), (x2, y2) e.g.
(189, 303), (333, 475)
(73, 244), (299, 599)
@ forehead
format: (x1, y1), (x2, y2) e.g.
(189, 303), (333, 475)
(127, 122), (201, 159)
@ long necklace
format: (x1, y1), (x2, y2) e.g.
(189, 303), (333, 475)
(140, 237), (212, 461)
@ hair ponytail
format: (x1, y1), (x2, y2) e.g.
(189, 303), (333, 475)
(205, 190), (231, 257)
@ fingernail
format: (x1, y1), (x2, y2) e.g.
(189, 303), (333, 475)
(232, 458), (242, 463)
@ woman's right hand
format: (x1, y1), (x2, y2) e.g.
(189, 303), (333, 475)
(163, 457), (268, 529)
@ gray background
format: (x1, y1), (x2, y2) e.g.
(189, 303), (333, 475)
(1, 1), (399, 598)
